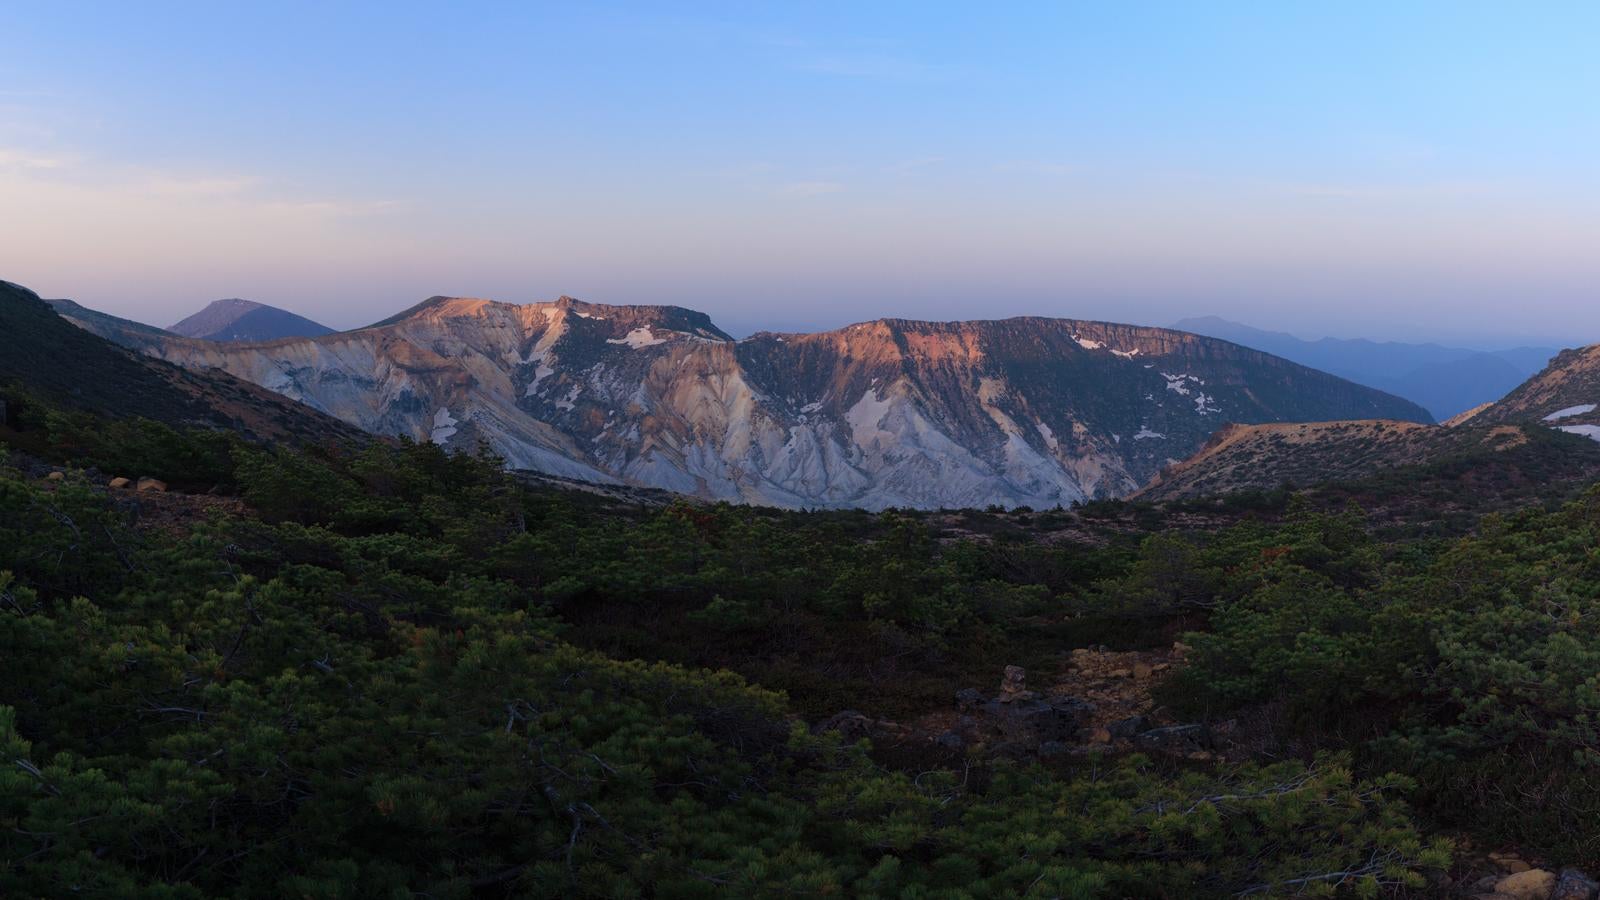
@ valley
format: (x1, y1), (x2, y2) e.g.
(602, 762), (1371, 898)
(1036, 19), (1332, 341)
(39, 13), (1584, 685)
(10, 278), (1600, 897)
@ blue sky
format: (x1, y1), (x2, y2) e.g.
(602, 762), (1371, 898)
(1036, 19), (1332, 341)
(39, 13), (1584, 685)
(3, 2), (1600, 345)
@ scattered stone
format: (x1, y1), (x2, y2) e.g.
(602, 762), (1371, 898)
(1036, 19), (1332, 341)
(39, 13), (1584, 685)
(1553, 867), (1599, 900)
(985, 696), (1094, 744)
(1088, 727), (1112, 743)
(1106, 715), (1149, 740)
(998, 665), (1037, 702)
(136, 477), (168, 493)
(1471, 875), (1507, 893)
(45, 471), (64, 482)
(814, 710), (875, 740)
(1495, 869), (1556, 900)
(1134, 724), (1212, 754)
(954, 688), (985, 710)
(1132, 662), (1154, 679)
(1171, 641), (1190, 659)
(108, 476), (132, 489)
(1108, 668), (1132, 679)
(1492, 852), (1534, 874)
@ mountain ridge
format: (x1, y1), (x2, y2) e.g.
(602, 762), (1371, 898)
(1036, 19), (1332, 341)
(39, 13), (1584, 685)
(1173, 315), (1556, 420)
(46, 288), (1431, 509)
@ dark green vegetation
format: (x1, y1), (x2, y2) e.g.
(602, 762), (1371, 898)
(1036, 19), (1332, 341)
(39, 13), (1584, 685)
(1, 397), (1460, 898)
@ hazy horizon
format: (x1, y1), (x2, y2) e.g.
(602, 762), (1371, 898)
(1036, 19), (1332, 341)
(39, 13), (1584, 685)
(6, 3), (1600, 349)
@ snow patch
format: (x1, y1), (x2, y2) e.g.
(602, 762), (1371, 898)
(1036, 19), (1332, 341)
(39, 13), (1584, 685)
(555, 385), (581, 411)
(606, 327), (667, 349)
(431, 407), (459, 443)
(1035, 420), (1059, 451)
(1073, 334), (1104, 351)
(1545, 404), (1597, 421)
(1133, 426), (1164, 440)
(1559, 425), (1600, 442)
(1112, 348), (1140, 359)
(524, 363), (556, 396)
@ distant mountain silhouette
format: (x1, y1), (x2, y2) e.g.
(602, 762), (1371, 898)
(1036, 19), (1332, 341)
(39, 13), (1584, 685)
(169, 298), (334, 342)
(1173, 316), (1556, 420)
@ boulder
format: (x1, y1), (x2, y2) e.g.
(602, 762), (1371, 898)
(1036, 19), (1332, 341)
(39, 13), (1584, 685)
(45, 471), (64, 482)
(1495, 869), (1557, 900)
(1493, 853), (1533, 874)
(813, 710), (875, 740)
(987, 696), (1094, 744)
(108, 477), (132, 489)
(998, 665), (1037, 702)
(136, 477), (168, 493)
(1553, 868), (1599, 900)
(1133, 724), (1212, 755)
(954, 688), (986, 710)
(933, 731), (964, 750)
(1106, 715), (1150, 741)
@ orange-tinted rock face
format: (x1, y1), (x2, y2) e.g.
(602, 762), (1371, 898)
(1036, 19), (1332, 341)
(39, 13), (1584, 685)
(59, 295), (1431, 509)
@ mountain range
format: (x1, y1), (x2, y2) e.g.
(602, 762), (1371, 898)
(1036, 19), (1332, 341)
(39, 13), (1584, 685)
(1173, 316), (1556, 421)
(38, 287), (1429, 509)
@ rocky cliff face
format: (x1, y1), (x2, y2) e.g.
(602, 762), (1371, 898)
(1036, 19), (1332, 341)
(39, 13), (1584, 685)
(55, 294), (1431, 509)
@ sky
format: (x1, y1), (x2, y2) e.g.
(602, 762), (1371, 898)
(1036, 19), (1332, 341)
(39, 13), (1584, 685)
(4, 2), (1600, 346)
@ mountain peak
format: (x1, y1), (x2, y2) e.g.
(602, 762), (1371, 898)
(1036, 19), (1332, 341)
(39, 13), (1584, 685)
(170, 298), (334, 342)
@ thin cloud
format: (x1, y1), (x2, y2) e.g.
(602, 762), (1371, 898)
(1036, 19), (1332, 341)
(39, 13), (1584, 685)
(262, 199), (407, 217)
(136, 173), (262, 196)
(886, 156), (944, 175)
(800, 54), (944, 82)
(776, 180), (844, 197)
(1282, 181), (1502, 200)
(0, 148), (68, 169)
(994, 160), (1075, 177)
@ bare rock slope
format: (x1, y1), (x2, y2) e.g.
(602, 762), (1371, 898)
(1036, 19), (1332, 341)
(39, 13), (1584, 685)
(55, 292), (1430, 508)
